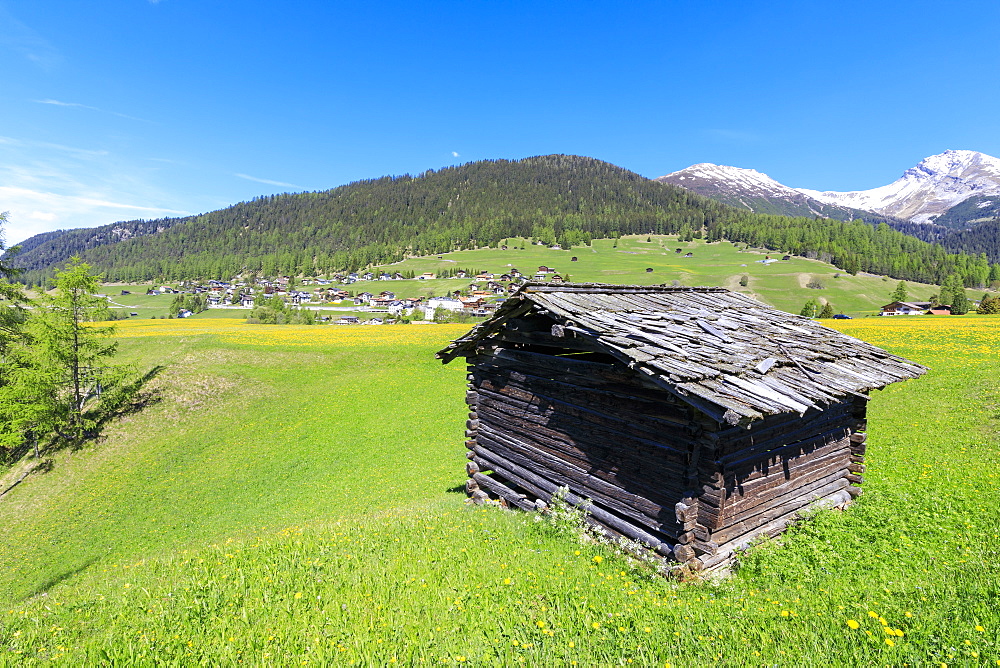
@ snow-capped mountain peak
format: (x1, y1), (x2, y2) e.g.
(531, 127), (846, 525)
(796, 150), (1000, 223)
(656, 163), (869, 219)
(659, 163), (796, 197)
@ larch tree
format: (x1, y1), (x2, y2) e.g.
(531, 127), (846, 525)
(890, 280), (908, 302)
(17, 258), (131, 443)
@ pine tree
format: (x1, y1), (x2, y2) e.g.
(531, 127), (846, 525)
(800, 299), (820, 318)
(978, 294), (1000, 314)
(15, 259), (131, 443)
(890, 280), (908, 302)
(819, 302), (835, 318)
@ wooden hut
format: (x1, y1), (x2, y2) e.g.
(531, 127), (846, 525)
(437, 283), (926, 571)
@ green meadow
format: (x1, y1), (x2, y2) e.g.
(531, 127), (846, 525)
(369, 236), (957, 316)
(0, 315), (997, 665)
(99, 235), (995, 320)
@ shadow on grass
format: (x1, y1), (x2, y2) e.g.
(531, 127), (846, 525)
(91, 364), (167, 431)
(38, 365), (168, 455)
(25, 555), (104, 600)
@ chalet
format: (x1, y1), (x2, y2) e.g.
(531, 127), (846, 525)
(427, 297), (464, 312)
(418, 272), (437, 280)
(379, 273), (393, 281)
(880, 301), (932, 316)
(240, 294), (255, 308)
(337, 315), (360, 325)
(537, 266), (556, 274)
(476, 273), (495, 280)
(456, 271), (469, 279)
(438, 283), (925, 572)
(684, 252), (694, 258)
(928, 306), (952, 315)
(459, 296), (486, 309)
(782, 255), (792, 261)
(571, 257), (578, 262)
(549, 274), (565, 283)
(290, 291), (312, 305)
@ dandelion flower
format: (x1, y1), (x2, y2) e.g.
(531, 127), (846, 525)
(846, 620), (860, 630)
(593, 556), (603, 564)
(536, 621), (545, 629)
(975, 625), (985, 632)
(885, 638), (895, 647)
(592, 622), (601, 630)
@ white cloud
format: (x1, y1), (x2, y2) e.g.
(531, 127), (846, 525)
(0, 186), (189, 245)
(0, 6), (61, 70)
(234, 173), (302, 189)
(33, 98), (154, 123)
(0, 136), (190, 245)
(452, 151), (460, 157)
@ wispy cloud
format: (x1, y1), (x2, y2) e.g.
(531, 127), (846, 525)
(0, 186), (189, 245)
(235, 173), (303, 189)
(0, 5), (61, 70)
(33, 98), (154, 123)
(0, 135), (108, 158)
(0, 135), (190, 244)
(451, 151), (460, 158)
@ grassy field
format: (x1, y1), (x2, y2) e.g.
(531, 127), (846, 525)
(100, 236), (994, 319)
(0, 317), (997, 665)
(365, 236), (973, 316)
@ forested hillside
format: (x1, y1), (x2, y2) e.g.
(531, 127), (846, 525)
(6, 155), (997, 288)
(939, 219), (1000, 263)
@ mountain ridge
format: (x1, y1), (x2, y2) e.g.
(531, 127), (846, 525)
(660, 149), (1000, 229)
(4, 154), (995, 287)
(798, 149), (1000, 224)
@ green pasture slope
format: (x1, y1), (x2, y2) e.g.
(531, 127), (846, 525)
(365, 235), (980, 316)
(97, 235), (994, 319)
(0, 316), (997, 665)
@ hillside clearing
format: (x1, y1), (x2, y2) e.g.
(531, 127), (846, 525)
(0, 317), (997, 664)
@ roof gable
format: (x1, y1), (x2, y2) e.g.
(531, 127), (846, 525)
(438, 282), (926, 426)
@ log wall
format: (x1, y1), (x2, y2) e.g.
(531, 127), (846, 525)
(462, 338), (870, 572)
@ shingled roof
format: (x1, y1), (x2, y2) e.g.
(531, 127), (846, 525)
(437, 282), (927, 426)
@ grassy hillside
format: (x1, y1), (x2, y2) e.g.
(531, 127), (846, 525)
(100, 235), (994, 320)
(7, 155), (995, 291)
(0, 317), (997, 664)
(365, 235), (982, 316)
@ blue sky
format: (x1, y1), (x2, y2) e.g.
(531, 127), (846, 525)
(2, 0), (999, 245)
